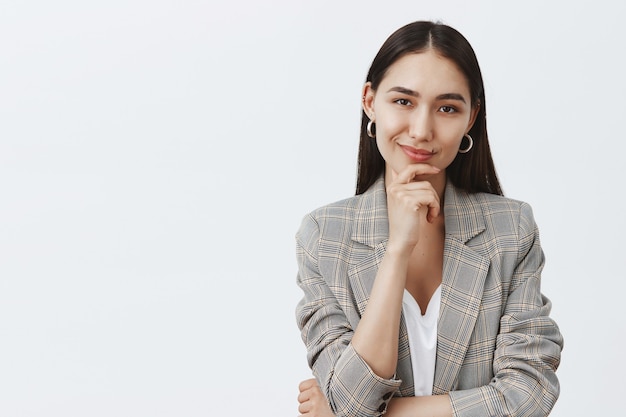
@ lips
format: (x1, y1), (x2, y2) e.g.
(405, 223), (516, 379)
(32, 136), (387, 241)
(400, 145), (434, 162)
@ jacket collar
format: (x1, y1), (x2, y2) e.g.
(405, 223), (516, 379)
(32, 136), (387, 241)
(442, 179), (486, 243)
(351, 176), (389, 247)
(351, 175), (486, 246)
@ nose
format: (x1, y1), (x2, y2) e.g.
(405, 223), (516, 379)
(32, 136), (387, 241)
(408, 107), (433, 142)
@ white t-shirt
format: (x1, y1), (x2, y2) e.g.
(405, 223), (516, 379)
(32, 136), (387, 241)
(401, 285), (441, 396)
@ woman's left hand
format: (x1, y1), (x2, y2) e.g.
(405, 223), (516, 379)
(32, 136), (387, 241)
(297, 378), (335, 417)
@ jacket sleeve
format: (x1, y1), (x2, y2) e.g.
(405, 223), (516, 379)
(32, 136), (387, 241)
(295, 213), (401, 417)
(449, 203), (564, 417)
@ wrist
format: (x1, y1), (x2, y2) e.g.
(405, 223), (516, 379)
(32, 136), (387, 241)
(384, 240), (415, 259)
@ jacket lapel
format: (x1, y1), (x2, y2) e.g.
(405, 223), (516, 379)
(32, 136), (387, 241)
(347, 176), (389, 315)
(432, 182), (490, 394)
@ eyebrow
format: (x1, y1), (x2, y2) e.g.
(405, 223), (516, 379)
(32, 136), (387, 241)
(387, 87), (467, 103)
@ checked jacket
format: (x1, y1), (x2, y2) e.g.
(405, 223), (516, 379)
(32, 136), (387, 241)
(295, 176), (563, 417)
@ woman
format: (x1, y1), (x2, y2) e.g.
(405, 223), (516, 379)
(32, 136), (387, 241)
(294, 21), (563, 417)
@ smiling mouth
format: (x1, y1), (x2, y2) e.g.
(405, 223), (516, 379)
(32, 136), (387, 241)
(400, 145), (434, 162)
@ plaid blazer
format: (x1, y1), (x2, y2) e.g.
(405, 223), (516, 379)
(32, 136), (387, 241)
(295, 176), (563, 417)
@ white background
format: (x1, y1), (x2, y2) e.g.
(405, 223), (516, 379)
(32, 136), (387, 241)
(1, 0), (624, 415)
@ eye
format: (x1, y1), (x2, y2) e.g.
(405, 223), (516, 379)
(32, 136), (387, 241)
(439, 105), (457, 113)
(394, 98), (412, 106)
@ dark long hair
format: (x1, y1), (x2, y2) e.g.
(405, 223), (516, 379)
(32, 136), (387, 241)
(355, 21), (503, 196)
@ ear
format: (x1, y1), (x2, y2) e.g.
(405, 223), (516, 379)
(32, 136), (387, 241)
(465, 101), (480, 134)
(361, 82), (376, 120)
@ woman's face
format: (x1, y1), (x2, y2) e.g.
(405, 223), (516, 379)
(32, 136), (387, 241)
(363, 50), (478, 184)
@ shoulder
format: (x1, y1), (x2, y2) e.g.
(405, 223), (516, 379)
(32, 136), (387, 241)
(445, 181), (541, 257)
(311, 194), (363, 221)
(472, 192), (534, 217)
(296, 194), (362, 243)
(466, 192), (540, 261)
(297, 176), (388, 246)
(472, 192), (537, 234)
(446, 182), (538, 239)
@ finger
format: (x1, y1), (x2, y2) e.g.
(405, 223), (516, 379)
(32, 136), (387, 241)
(395, 163), (441, 184)
(390, 185), (441, 218)
(298, 400), (312, 414)
(416, 201), (440, 223)
(402, 187), (440, 221)
(298, 378), (317, 392)
(298, 389), (311, 404)
(426, 204), (440, 223)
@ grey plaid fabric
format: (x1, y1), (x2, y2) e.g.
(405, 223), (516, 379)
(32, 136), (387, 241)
(295, 176), (563, 417)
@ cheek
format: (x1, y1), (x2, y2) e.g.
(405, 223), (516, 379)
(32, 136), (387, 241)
(438, 121), (468, 146)
(374, 119), (401, 155)
(374, 136), (390, 156)
(374, 114), (403, 140)
(442, 137), (464, 159)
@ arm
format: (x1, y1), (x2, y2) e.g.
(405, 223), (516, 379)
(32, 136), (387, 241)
(349, 164), (443, 378)
(296, 165), (442, 417)
(295, 215), (403, 416)
(298, 378), (453, 417)
(447, 202), (563, 417)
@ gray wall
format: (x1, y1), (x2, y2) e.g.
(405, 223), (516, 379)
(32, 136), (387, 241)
(1, 0), (623, 415)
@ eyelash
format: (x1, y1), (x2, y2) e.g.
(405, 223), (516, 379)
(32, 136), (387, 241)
(394, 98), (412, 106)
(439, 106), (457, 113)
(393, 99), (458, 114)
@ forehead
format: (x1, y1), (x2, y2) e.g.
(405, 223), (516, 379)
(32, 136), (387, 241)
(379, 51), (470, 96)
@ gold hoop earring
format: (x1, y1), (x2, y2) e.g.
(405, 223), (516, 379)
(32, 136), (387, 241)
(366, 119), (376, 138)
(458, 134), (473, 153)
